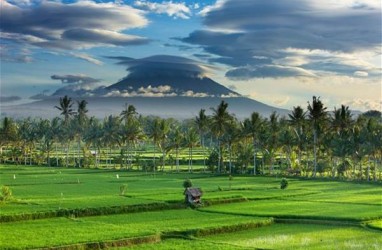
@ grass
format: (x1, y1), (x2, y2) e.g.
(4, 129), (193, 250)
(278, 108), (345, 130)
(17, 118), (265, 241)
(1, 165), (382, 249)
(0, 209), (270, 249)
(201, 223), (382, 250)
(200, 199), (382, 221)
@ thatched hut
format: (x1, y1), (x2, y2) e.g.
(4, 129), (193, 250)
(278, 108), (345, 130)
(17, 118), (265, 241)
(184, 187), (203, 205)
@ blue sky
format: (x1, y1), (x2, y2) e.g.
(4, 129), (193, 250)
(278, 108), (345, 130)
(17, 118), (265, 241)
(1, 0), (381, 111)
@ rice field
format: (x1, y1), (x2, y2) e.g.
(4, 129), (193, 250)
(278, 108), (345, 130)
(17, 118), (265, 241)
(0, 164), (381, 249)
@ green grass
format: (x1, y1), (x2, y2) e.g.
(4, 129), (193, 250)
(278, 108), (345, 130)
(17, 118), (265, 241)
(0, 209), (270, 249)
(200, 199), (382, 221)
(201, 223), (382, 250)
(1, 165), (382, 249)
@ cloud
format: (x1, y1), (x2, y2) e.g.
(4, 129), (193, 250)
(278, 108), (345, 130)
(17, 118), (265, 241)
(226, 65), (316, 80)
(0, 95), (22, 103)
(107, 54), (213, 78)
(342, 98), (381, 111)
(1, 1), (149, 50)
(0, 44), (33, 63)
(70, 53), (103, 66)
(51, 74), (100, 84)
(134, 0), (191, 19)
(104, 85), (178, 97)
(180, 0), (381, 79)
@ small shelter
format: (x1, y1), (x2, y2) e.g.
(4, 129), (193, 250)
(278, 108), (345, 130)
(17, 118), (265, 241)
(184, 187), (203, 205)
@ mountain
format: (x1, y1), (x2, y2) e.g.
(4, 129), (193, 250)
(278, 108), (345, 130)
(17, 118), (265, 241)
(106, 75), (238, 97)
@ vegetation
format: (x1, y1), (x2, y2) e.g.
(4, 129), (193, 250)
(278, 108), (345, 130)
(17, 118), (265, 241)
(1, 95), (380, 181)
(0, 95), (381, 249)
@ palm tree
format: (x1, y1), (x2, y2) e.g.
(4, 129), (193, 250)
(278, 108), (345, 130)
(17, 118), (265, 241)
(75, 100), (88, 167)
(120, 104), (137, 125)
(288, 106), (307, 168)
(102, 115), (122, 168)
(184, 127), (199, 173)
(307, 96), (327, 177)
(0, 117), (19, 163)
(195, 109), (209, 171)
(55, 95), (76, 125)
(222, 119), (239, 174)
(243, 112), (264, 175)
(121, 119), (145, 169)
(168, 126), (184, 172)
(83, 118), (103, 168)
(267, 112), (279, 175)
(147, 118), (170, 172)
(210, 101), (232, 173)
(55, 96), (76, 167)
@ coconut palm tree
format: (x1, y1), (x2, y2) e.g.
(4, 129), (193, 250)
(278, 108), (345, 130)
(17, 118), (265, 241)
(195, 109), (209, 171)
(267, 112), (280, 175)
(210, 101), (233, 173)
(83, 118), (103, 168)
(55, 95), (76, 125)
(121, 119), (145, 169)
(288, 106), (307, 168)
(0, 117), (19, 163)
(168, 126), (184, 172)
(75, 100), (88, 167)
(307, 96), (327, 177)
(120, 103), (137, 125)
(102, 115), (122, 168)
(184, 127), (199, 173)
(55, 96), (76, 167)
(242, 112), (264, 175)
(221, 119), (240, 174)
(147, 118), (170, 172)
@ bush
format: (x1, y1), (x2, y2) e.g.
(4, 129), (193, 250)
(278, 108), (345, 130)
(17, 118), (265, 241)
(0, 186), (12, 202)
(280, 178), (288, 189)
(183, 179), (192, 189)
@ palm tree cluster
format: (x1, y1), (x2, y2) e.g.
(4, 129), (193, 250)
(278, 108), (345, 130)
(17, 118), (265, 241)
(0, 96), (381, 181)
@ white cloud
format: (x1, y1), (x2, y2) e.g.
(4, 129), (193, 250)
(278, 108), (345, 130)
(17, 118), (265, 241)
(134, 0), (191, 19)
(342, 98), (381, 111)
(70, 52), (103, 66)
(1, 0), (149, 50)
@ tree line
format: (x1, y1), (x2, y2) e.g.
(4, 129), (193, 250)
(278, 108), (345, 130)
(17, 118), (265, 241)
(0, 95), (381, 181)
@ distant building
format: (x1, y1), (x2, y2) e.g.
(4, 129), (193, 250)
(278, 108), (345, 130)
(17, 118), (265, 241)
(184, 187), (202, 205)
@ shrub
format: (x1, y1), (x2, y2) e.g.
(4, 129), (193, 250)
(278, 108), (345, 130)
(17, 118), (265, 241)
(183, 179), (192, 189)
(0, 186), (12, 202)
(280, 178), (288, 189)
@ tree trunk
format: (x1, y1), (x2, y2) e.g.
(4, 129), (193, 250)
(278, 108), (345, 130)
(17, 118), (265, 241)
(176, 147), (179, 172)
(191, 146), (193, 173)
(218, 140), (221, 173)
(77, 138), (81, 168)
(229, 144), (232, 174)
(313, 129), (317, 177)
(253, 139), (256, 175)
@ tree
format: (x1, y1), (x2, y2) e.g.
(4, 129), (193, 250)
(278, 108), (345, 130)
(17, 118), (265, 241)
(0, 117), (19, 163)
(210, 101), (233, 173)
(267, 112), (280, 175)
(184, 127), (199, 173)
(243, 112), (264, 175)
(102, 115), (122, 168)
(307, 96), (327, 177)
(195, 109), (209, 171)
(168, 127), (184, 172)
(221, 119), (239, 174)
(121, 119), (144, 169)
(55, 96), (76, 167)
(288, 106), (307, 168)
(75, 100), (88, 167)
(120, 103), (137, 125)
(83, 118), (103, 168)
(147, 118), (170, 172)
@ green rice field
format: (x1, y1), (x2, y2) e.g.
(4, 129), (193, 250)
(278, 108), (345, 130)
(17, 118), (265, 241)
(0, 165), (381, 249)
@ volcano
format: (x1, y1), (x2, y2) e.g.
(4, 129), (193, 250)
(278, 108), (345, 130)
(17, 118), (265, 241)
(1, 55), (289, 119)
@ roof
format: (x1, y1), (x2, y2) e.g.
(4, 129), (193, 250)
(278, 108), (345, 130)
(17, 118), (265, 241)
(185, 187), (202, 197)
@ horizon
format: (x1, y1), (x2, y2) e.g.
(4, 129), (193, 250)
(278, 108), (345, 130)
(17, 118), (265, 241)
(1, 0), (381, 113)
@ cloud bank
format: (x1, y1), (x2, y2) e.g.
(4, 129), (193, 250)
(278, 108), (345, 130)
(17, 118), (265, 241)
(134, 0), (191, 19)
(180, 0), (381, 80)
(1, 1), (149, 50)
(108, 55), (213, 78)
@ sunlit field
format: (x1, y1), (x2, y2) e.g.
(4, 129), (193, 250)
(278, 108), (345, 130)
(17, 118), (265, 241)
(1, 165), (381, 249)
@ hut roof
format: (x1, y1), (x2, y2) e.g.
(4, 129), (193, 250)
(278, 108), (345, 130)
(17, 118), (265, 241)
(185, 187), (202, 197)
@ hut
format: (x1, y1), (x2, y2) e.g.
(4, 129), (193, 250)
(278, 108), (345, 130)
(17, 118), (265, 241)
(184, 187), (203, 205)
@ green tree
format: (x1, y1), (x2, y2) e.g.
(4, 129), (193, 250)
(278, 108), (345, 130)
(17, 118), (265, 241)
(102, 115), (122, 168)
(242, 112), (264, 175)
(210, 101), (233, 173)
(195, 109), (209, 171)
(288, 106), (307, 168)
(307, 96), (327, 177)
(184, 127), (199, 173)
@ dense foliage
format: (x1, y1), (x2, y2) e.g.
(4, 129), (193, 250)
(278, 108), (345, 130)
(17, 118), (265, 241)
(0, 96), (381, 181)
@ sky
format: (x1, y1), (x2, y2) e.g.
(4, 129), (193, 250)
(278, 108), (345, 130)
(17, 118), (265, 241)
(0, 0), (381, 112)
